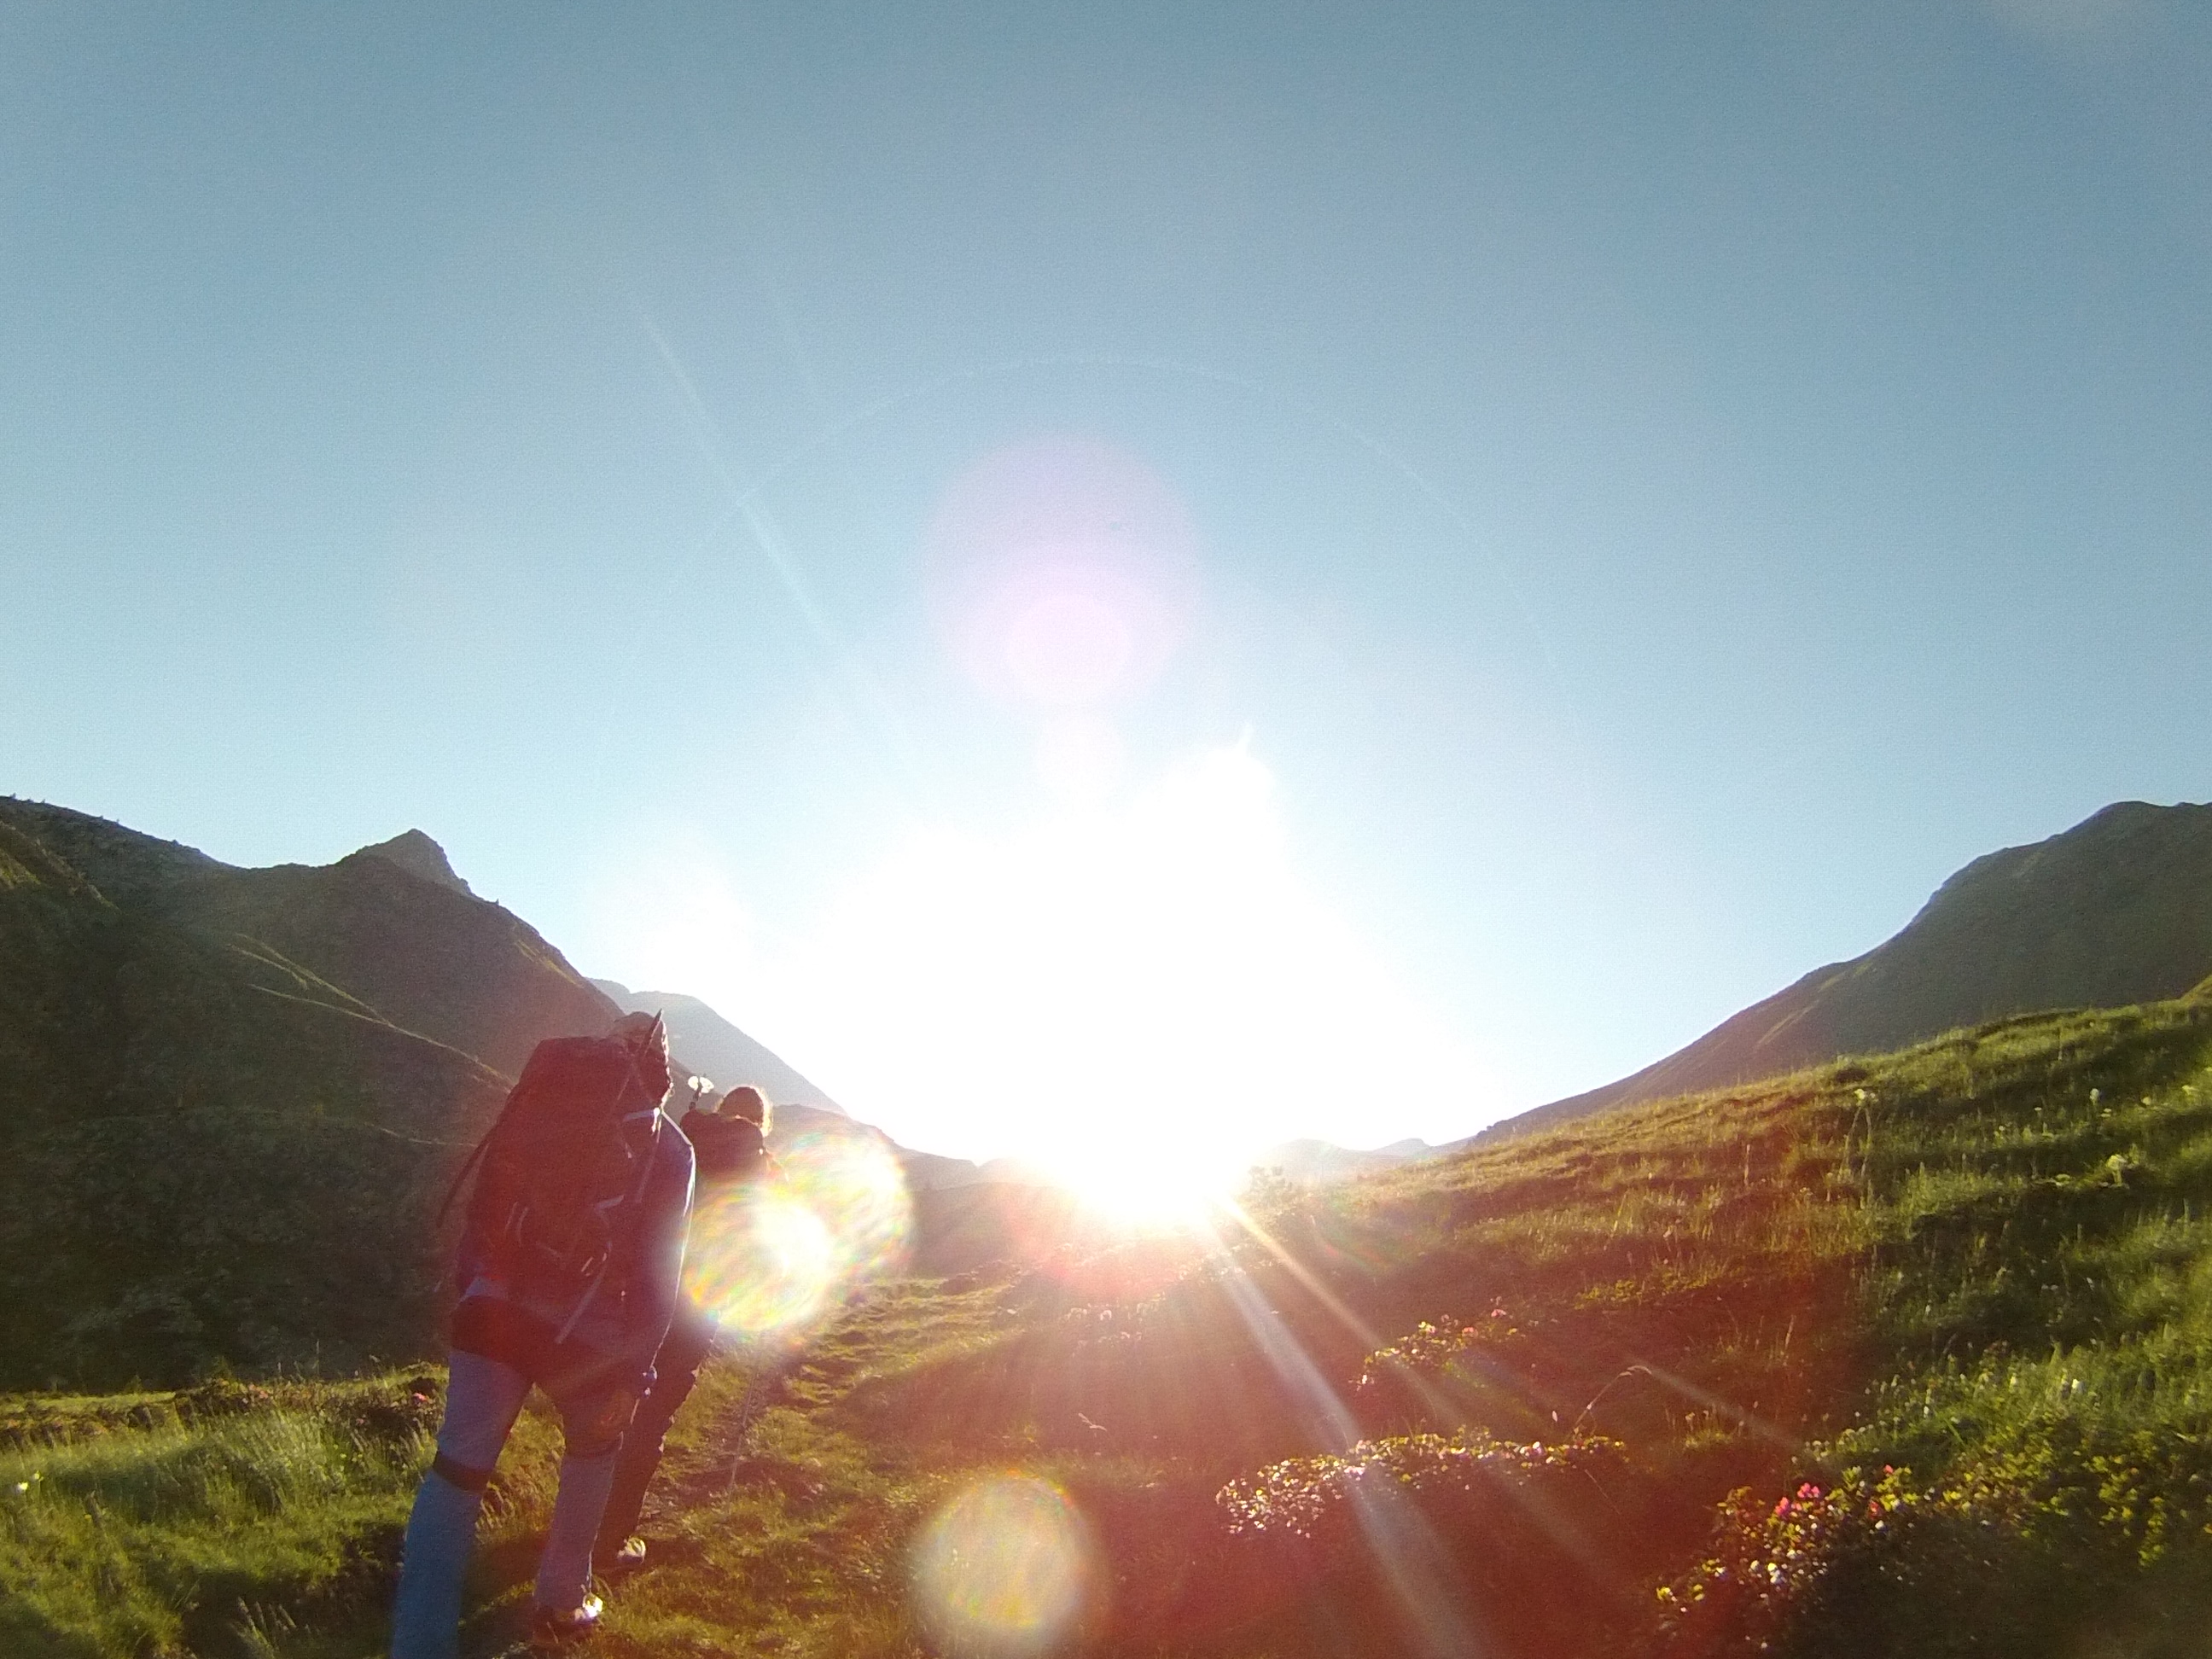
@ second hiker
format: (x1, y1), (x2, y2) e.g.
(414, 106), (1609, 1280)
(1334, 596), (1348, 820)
(595, 1081), (779, 1573)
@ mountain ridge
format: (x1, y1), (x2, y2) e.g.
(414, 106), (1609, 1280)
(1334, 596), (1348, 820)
(1486, 797), (2212, 1139)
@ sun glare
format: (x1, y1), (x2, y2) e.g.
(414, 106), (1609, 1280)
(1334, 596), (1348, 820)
(760, 742), (1483, 1183)
(593, 744), (1481, 1191)
(1037, 1138), (1243, 1229)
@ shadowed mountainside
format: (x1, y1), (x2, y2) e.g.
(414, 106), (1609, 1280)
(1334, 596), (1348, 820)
(0, 809), (509, 1386)
(1, 800), (614, 1078)
(1492, 798), (2212, 1140)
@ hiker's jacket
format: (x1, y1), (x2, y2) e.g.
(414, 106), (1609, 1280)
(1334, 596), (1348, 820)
(455, 1116), (695, 1393)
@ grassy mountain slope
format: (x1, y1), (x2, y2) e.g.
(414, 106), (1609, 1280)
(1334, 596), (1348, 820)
(155, 852), (611, 1080)
(1501, 799), (2212, 1138)
(0, 803), (624, 1387)
(0, 828), (509, 1388)
(12, 987), (2212, 1656)
(0, 800), (224, 906)
(0, 800), (617, 1080)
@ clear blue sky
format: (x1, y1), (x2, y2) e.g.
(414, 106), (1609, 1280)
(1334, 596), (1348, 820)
(4, 3), (2207, 1161)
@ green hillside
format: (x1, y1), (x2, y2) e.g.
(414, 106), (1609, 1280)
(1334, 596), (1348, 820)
(8, 989), (2212, 1656)
(0, 800), (617, 1080)
(1511, 799), (2212, 1135)
(0, 806), (529, 1388)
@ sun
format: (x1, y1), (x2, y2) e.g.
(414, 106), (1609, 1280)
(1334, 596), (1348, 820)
(1030, 1141), (1249, 1230)
(617, 742), (1487, 1188)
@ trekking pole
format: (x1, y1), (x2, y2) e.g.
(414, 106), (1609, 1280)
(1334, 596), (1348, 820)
(722, 1345), (797, 1491)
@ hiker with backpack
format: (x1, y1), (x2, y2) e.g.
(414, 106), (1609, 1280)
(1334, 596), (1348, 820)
(390, 1011), (696, 1656)
(594, 1081), (779, 1574)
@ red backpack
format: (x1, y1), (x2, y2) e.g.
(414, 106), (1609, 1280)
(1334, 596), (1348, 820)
(448, 1030), (668, 1337)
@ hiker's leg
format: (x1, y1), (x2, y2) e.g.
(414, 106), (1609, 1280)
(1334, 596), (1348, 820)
(533, 1381), (637, 1613)
(390, 1350), (531, 1659)
(596, 1310), (714, 1557)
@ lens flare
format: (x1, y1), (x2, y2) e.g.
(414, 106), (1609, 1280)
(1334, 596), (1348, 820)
(1004, 588), (1136, 706)
(925, 435), (1199, 713)
(681, 1122), (913, 1337)
(683, 1187), (837, 1334)
(911, 1475), (1099, 1657)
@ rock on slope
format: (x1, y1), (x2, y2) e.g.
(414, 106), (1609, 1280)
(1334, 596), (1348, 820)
(1489, 799), (2212, 1139)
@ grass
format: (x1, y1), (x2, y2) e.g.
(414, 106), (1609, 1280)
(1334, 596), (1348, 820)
(7, 992), (2212, 1656)
(583, 1287), (1002, 1659)
(1738, 1002), (2212, 1657)
(0, 1377), (445, 1658)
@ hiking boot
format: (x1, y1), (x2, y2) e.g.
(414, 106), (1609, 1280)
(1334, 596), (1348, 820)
(527, 1595), (603, 1649)
(596, 1534), (649, 1577)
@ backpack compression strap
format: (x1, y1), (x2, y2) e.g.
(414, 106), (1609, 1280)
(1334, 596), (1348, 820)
(551, 1020), (668, 1346)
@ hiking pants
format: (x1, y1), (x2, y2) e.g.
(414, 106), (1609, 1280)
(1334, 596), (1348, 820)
(597, 1304), (715, 1555)
(388, 1348), (631, 1659)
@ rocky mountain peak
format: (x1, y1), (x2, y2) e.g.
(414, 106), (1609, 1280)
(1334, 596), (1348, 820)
(354, 829), (475, 897)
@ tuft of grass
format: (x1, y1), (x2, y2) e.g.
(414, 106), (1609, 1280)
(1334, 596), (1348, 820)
(0, 1375), (445, 1658)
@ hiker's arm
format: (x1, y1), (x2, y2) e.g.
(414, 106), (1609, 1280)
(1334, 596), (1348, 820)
(621, 1137), (696, 1387)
